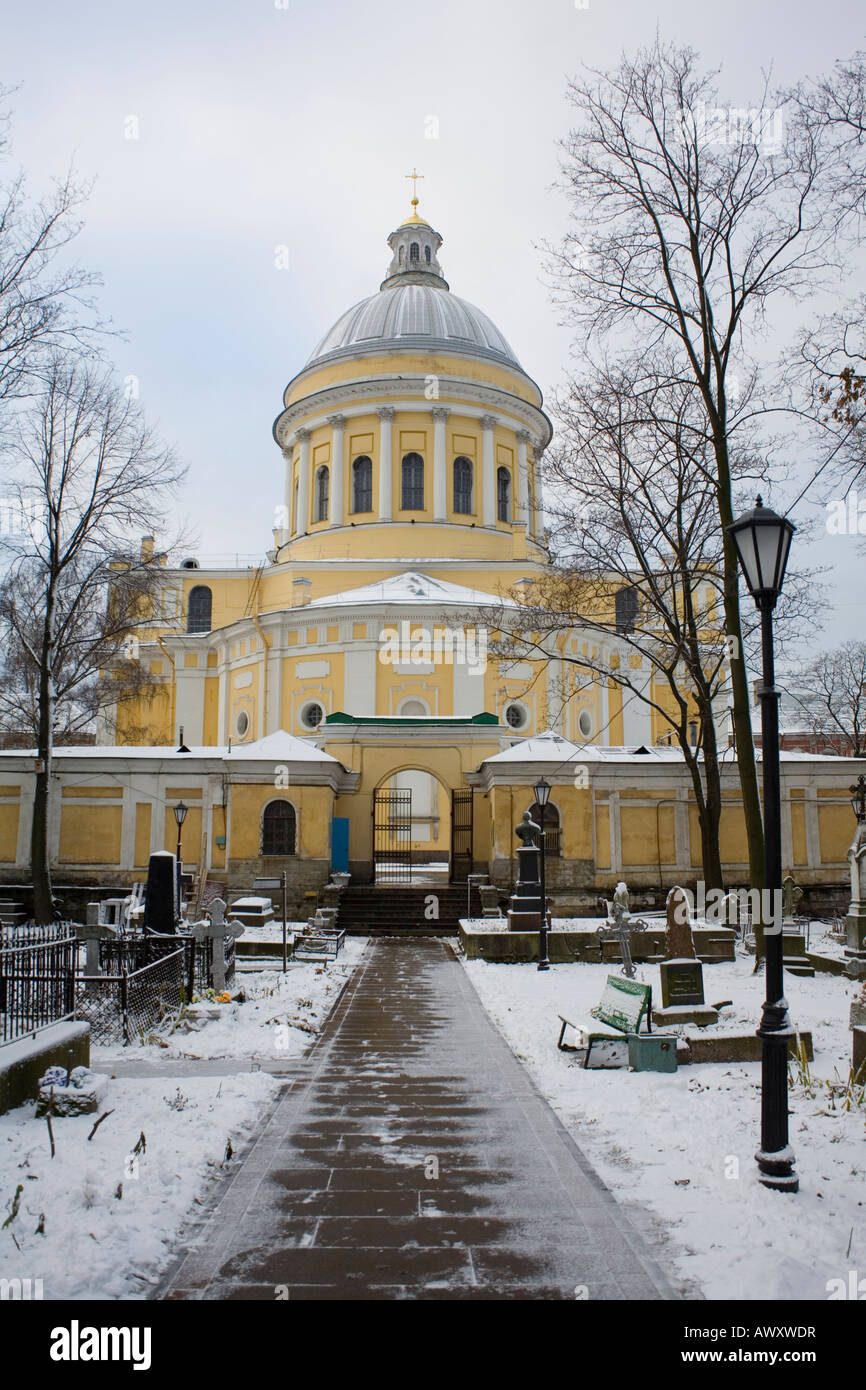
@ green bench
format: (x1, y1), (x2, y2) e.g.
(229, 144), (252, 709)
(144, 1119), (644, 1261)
(557, 974), (654, 1069)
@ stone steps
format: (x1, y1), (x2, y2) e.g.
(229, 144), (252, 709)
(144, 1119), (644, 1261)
(336, 886), (480, 935)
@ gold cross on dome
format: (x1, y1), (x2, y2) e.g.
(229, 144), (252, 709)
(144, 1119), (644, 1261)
(404, 167), (424, 209)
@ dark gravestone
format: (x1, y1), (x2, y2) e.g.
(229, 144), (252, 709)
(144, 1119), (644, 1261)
(143, 851), (178, 934)
(660, 961), (706, 1008)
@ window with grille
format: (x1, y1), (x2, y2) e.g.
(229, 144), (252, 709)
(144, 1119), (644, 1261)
(315, 466), (329, 522)
(454, 457), (473, 514)
(615, 586), (639, 634)
(262, 800), (296, 856)
(401, 453), (424, 510)
(352, 456), (372, 513)
(187, 586), (212, 634)
(497, 467), (511, 522)
(528, 800), (561, 856)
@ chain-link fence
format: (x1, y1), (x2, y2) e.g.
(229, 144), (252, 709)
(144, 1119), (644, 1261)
(75, 947), (188, 1045)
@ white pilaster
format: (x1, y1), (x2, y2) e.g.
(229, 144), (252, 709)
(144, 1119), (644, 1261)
(529, 445), (544, 538)
(295, 429), (311, 535)
(481, 414), (497, 527)
(432, 407), (449, 522)
(328, 413), (346, 527)
(516, 429), (530, 523)
(377, 407), (394, 521)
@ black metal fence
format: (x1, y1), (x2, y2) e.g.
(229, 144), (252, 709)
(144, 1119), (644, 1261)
(1, 922), (236, 1049)
(0, 924), (77, 1044)
(96, 933), (234, 995)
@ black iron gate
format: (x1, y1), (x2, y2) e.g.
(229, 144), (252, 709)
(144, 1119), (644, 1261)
(450, 788), (473, 882)
(373, 789), (413, 883)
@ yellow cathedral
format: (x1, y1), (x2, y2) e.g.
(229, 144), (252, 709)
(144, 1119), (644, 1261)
(0, 198), (859, 913)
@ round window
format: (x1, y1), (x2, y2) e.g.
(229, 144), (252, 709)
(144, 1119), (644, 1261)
(504, 702), (528, 730)
(235, 710), (250, 738)
(578, 709), (593, 738)
(301, 702), (325, 730)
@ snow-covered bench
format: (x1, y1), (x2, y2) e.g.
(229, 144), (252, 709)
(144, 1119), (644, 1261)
(557, 974), (654, 1068)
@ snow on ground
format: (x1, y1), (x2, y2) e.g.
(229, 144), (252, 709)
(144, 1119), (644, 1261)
(236, 919), (306, 944)
(0, 1071), (279, 1299)
(94, 935), (369, 1064)
(0, 937), (369, 1299)
(461, 923), (865, 1301)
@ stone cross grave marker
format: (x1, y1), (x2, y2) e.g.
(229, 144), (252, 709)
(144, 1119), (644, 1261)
(192, 898), (243, 992)
(611, 881), (636, 980)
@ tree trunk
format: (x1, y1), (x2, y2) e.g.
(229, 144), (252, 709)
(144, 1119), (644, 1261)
(30, 586), (56, 924)
(684, 742), (724, 891)
(712, 440), (765, 893)
(698, 705), (724, 892)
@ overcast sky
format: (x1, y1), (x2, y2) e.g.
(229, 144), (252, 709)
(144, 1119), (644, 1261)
(2, 0), (863, 645)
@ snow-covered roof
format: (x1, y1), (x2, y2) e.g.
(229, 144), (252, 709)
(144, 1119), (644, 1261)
(306, 570), (513, 610)
(481, 730), (865, 768)
(0, 730), (338, 764)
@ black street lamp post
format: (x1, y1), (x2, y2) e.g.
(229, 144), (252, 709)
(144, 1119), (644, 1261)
(727, 496), (798, 1193)
(173, 801), (188, 915)
(534, 777), (551, 972)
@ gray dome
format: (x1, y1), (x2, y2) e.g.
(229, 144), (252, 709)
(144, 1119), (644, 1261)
(306, 283), (522, 371)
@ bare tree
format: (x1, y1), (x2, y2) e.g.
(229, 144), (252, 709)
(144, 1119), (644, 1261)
(548, 39), (844, 889)
(0, 88), (102, 409)
(0, 357), (185, 922)
(783, 642), (866, 755)
(491, 360), (756, 890)
(0, 549), (166, 745)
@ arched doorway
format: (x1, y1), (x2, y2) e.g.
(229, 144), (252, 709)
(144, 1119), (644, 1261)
(372, 768), (469, 884)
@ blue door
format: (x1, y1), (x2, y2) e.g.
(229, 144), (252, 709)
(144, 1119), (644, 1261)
(331, 817), (349, 873)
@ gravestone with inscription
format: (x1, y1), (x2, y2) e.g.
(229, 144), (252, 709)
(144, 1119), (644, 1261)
(654, 886), (718, 1027)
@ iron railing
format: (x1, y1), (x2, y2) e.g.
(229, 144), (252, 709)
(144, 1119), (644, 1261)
(0, 924), (77, 1044)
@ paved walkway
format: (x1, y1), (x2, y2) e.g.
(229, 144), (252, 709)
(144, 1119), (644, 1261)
(157, 938), (678, 1301)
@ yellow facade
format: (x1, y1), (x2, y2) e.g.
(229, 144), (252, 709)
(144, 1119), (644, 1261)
(0, 203), (843, 907)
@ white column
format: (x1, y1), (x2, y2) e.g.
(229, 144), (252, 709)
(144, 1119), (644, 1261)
(328, 414), (345, 527)
(377, 407), (394, 521)
(481, 414), (497, 527)
(516, 429), (530, 523)
(432, 407), (449, 521)
(295, 429), (311, 535)
(281, 450), (293, 542)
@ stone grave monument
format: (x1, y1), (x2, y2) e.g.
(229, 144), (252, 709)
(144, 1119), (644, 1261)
(507, 811), (543, 932)
(81, 901), (118, 979)
(143, 850), (179, 934)
(653, 885), (718, 1027)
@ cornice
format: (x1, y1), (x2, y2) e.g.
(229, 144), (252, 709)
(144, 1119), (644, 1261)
(277, 374), (552, 451)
